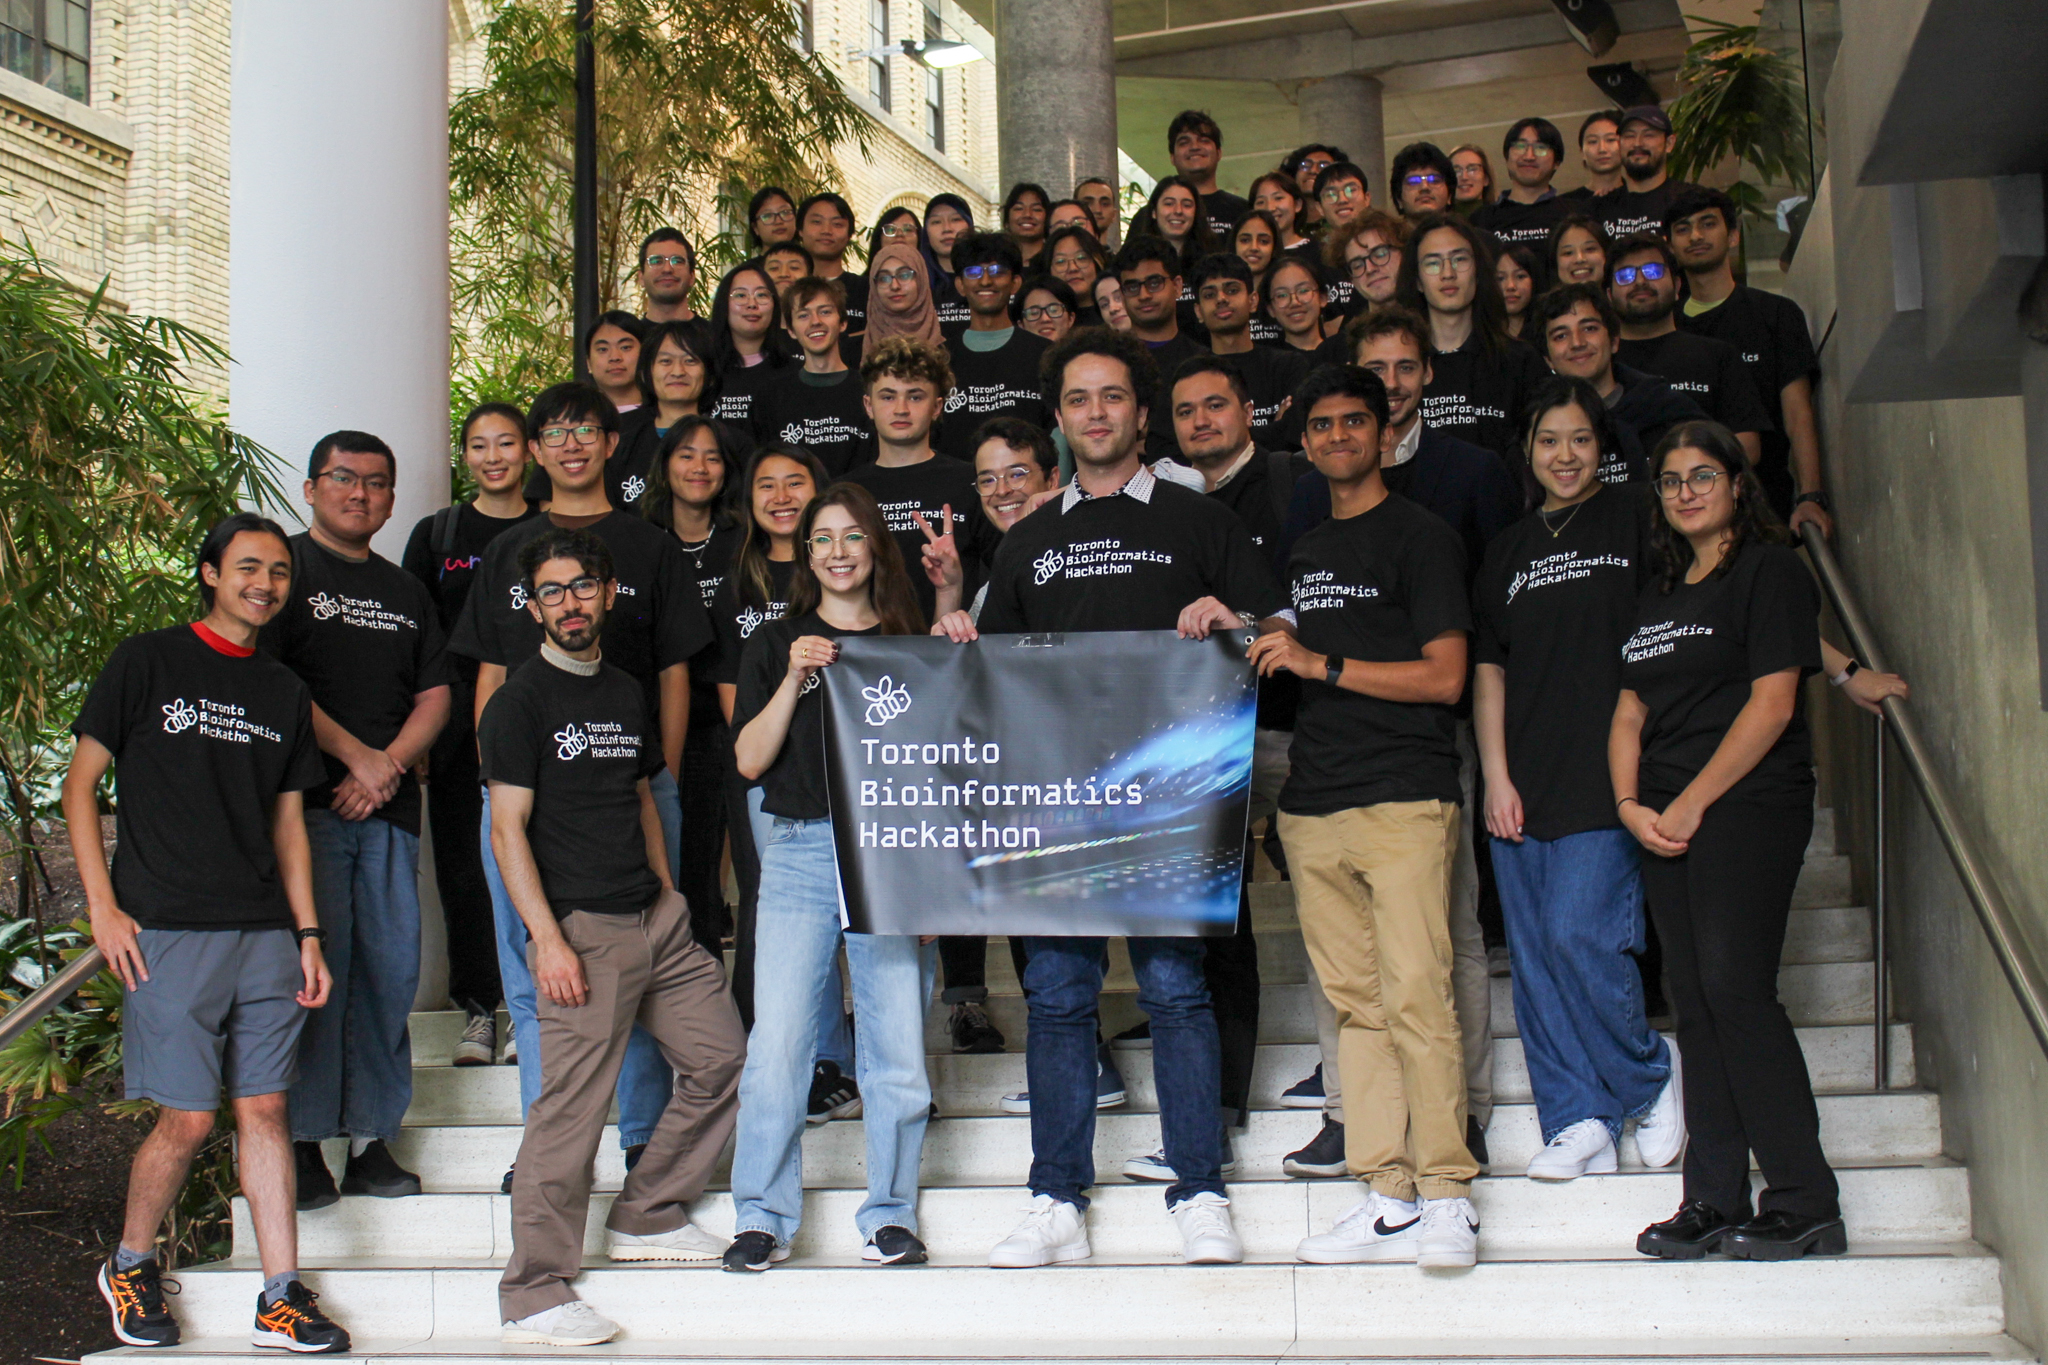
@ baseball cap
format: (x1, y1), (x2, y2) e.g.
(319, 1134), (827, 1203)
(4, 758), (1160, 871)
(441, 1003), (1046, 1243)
(1620, 105), (1672, 134)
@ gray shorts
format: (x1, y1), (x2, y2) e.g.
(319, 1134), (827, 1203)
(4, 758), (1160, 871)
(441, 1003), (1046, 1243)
(123, 928), (307, 1111)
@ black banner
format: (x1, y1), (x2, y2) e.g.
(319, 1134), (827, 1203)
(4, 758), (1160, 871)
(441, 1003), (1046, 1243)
(822, 629), (1256, 937)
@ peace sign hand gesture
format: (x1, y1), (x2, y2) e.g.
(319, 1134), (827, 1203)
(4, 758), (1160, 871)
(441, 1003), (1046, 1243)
(915, 504), (962, 591)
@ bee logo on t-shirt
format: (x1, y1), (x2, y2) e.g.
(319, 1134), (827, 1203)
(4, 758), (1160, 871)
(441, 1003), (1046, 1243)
(308, 592), (343, 621)
(944, 389), (968, 414)
(162, 698), (198, 734)
(510, 582), (530, 611)
(621, 475), (647, 504)
(1032, 549), (1065, 585)
(555, 723), (590, 760)
(737, 606), (763, 639)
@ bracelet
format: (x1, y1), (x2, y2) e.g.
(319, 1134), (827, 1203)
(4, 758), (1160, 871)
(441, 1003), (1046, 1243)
(294, 927), (328, 945)
(1830, 658), (1861, 687)
(1616, 796), (1639, 814)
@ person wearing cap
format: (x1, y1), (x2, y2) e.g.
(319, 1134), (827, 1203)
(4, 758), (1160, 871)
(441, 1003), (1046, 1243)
(1471, 118), (1570, 249)
(1589, 106), (1698, 242)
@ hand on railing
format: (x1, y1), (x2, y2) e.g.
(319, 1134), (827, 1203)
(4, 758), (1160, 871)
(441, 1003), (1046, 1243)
(1840, 665), (1909, 717)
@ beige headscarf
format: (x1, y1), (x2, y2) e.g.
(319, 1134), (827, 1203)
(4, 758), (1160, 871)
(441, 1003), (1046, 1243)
(861, 240), (944, 360)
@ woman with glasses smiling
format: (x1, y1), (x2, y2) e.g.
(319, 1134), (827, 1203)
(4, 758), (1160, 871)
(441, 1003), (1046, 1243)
(1044, 225), (1108, 323)
(746, 187), (799, 253)
(1259, 257), (1339, 359)
(1012, 275), (1077, 345)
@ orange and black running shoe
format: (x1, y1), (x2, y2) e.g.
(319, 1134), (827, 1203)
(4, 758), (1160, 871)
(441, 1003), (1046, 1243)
(99, 1254), (181, 1348)
(251, 1281), (350, 1353)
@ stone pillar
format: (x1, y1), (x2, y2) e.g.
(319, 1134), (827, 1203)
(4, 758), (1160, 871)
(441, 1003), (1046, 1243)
(996, 0), (1117, 200)
(1299, 73), (1385, 214)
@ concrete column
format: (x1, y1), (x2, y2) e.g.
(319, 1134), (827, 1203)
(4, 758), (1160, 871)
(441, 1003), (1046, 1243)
(230, 0), (450, 560)
(1299, 73), (1385, 215)
(996, 0), (1117, 199)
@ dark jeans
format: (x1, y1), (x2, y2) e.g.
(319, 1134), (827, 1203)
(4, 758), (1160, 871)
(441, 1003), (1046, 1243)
(724, 749), (762, 1029)
(939, 936), (1029, 1005)
(1637, 796), (1838, 1221)
(1203, 890), (1260, 1128)
(425, 701), (500, 1010)
(677, 722), (730, 952)
(1020, 936), (1222, 1209)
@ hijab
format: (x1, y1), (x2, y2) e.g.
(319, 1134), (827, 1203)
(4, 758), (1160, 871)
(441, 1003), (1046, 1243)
(861, 240), (943, 359)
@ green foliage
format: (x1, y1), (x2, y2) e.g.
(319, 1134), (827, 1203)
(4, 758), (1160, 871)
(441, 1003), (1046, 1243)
(1667, 17), (1813, 223)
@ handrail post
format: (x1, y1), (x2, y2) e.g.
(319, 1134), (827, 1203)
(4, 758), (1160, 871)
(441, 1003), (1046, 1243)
(1873, 714), (1890, 1091)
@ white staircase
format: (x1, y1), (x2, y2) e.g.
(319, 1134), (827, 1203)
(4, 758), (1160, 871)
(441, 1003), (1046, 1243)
(94, 809), (2037, 1363)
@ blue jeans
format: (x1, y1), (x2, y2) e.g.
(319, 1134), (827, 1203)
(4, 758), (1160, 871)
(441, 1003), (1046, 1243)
(1493, 828), (1671, 1143)
(482, 784), (673, 1149)
(1020, 936), (1223, 1209)
(289, 810), (421, 1142)
(746, 787), (851, 1069)
(731, 816), (936, 1243)
(650, 765), (683, 887)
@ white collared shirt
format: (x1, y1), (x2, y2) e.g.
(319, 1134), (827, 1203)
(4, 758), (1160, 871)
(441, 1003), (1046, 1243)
(1060, 461), (1158, 513)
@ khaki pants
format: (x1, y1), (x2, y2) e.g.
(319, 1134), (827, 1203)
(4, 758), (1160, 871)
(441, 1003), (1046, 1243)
(499, 890), (746, 1321)
(1280, 801), (1476, 1201)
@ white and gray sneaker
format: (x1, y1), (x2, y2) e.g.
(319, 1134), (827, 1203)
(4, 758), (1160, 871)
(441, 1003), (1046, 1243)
(1634, 1040), (1687, 1169)
(1417, 1196), (1480, 1268)
(607, 1221), (725, 1261)
(1297, 1190), (1422, 1263)
(988, 1193), (1091, 1268)
(1121, 1140), (1239, 1182)
(1525, 1118), (1619, 1181)
(502, 1299), (619, 1346)
(453, 1006), (495, 1067)
(1168, 1191), (1243, 1264)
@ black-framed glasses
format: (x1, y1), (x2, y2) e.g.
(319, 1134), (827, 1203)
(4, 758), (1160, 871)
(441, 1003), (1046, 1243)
(539, 424), (604, 447)
(974, 464), (1039, 494)
(1507, 140), (1555, 158)
(1655, 469), (1725, 498)
(315, 468), (392, 494)
(756, 207), (795, 224)
(1612, 262), (1670, 286)
(1320, 181), (1364, 202)
(533, 576), (604, 607)
(644, 254), (691, 269)
(1346, 245), (1395, 277)
(1125, 273), (1176, 295)
(1020, 302), (1068, 322)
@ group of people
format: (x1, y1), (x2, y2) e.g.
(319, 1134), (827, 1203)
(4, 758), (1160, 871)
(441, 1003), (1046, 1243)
(74, 100), (1908, 1356)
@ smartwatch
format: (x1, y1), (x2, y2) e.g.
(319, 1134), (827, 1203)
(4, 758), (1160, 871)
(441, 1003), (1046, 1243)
(1794, 490), (1833, 513)
(1323, 655), (1346, 687)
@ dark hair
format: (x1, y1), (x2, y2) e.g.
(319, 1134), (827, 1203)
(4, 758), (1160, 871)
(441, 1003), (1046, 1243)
(640, 416), (741, 529)
(1663, 185), (1741, 237)
(1072, 175), (1116, 198)
(1047, 197), (1088, 224)
(796, 191), (856, 239)
(517, 526), (615, 589)
(925, 192), (974, 227)
(1113, 234), (1183, 280)
(459, 402), (528, 449)
(1395, 213), (1513, 355)
(734, 444), (830, 605)
(1169, 352), (1251, 406)
(636, 318), (721, 413)
(1517, 374), (1623, 509)
(1578, 109), (1624, 143)
(1448, 144), (1495, 200)
(1607, 231), (1680, 284)
(1312, 161), (1370, 198)
(747, 186), (797, 247)
(708, 264), (789, 371)
(1229, 209), (1284, 256)
(761, 241), (815, 271)
(1130, 175), (1218, 259)
(955, 230), (1024, 277)
(1547, 212), (1612, 268)
(1189, 251), (1255, 294)
(1168, 109), (1223, 150)
(786, 482), (926, 635)
(867, 205), (925, 262)
(1503, 117), (1565, 164)
(1011, 274), (1079, 327)
(308, 429), (395, 480)
(1040, 325), (1161, 408)
(1390, 142), (1456, 209)
(1342, 303), (1432, 361)
(582, 309), (645, 368)
(1647, 419), (1791, 593)
(638, 227), (693, 270)
(1531, 281), (1621, 341)
(1293, 363), (1391, 431)
(1285, 143), (1347, 175)
(784, 274), (848, 317)
(1001, 181), (1052, 234)
(970, 416), (1058, 474)
(528, 382), (620, 437)
(1260, 255), (1326, 323)
(1044, 225), (1109, 283)
(196, 512), (292, 608)
(1497, 242), (1549, 303)
(1247, 171), (1304, 218)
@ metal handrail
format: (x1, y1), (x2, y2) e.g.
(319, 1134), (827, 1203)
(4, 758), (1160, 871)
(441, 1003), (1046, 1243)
(1801, 525), (2048, 1077)
(0, 945), (105, 1052)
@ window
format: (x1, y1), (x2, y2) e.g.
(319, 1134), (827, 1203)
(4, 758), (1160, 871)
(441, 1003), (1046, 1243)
(2, 0), (89, 104)
(867, 0), (890, 112)
(792, 0), (812, 53)
(922, 0), (944, 152)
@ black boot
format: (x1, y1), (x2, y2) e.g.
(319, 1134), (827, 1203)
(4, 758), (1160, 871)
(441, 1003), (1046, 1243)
(1722, 1209), (1848, 1261)
(1636, 1199), (1739, 1259)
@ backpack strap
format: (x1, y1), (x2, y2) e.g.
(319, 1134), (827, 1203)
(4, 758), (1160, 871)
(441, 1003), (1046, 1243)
(430, 505), (460, 581)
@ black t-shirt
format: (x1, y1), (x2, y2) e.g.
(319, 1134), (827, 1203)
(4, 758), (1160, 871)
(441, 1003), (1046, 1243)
(1203, 190), (1250, 244)
(448, 511), (714, 738)
(72, 626), (326, 930)
(1227, 344), (1311, 449)
(842, 455), (979, 626)
(1606, 365), (1711, 484)
(1617, 331), (1773, 437)
(1621, 541), (1820, 806)
(833, 271), (869, 333)
(1591, 179), (1699, 242)
(756, 368), (872, 477)
(940, 329), (1051, 459)
(1473, 482), (1656, 840)
(1142, 333), (1209, 464)
(1421, 333), (1549, 460)
(478, 654), (665, 917)
(1679, 286), (1819, 512)
(401, 502), (543, 690)
(674, 523), (743, 727)
(1206, 449), (1311, 731)
(1470, 193), (1570, 248)
(604, 407), (667, 512)
(1279, 494), (1471, 815)
(259, 535), (450, 833)
(709, 555), (799, 688)
(732, 611), (880, 820)
(979, 470), (1287, 633)
(710, 361), (780, 454)
(1284, 426), (1522, 580)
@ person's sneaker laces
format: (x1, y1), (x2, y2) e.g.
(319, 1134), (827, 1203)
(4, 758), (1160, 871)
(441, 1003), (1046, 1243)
(98, 1255), (180, 1348)
(501, 1298), (619, 1346)
(607, 1221), (724, 1261)
(806, 1060), (862, 1124)
(1633, 1039), (1686, 1169)
(862, 1224), (929, 1265)
(1279, 1064), (1326, 1109)
(453, 1002), (495, 1067)
(1297, 1190), (1422, 1263)
(948, 1001), (1006, 1054)
(1525, 1118), (1619, 1181)
(250, 1281), (350, 1353)
(721, 1230), (790, 1273)
(339, 1138), (422, 1197)
(1121, 1141), (1238, 1182)
(293, 1141), (338, 1212)
(1109, 1020), (1151, 1051)
(1282, 1118), (1348, 1178)
(1168, 1192), (1243, 1264)
(988, 1193), (1091, 1268)
(1416, 1195), (1481, 1268)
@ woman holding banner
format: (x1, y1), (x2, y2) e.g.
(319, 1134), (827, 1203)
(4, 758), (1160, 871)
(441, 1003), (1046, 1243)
(725, 483), (938, 1272)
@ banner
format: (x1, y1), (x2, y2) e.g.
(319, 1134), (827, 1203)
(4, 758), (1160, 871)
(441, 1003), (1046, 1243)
(821, 629), (1256, 937)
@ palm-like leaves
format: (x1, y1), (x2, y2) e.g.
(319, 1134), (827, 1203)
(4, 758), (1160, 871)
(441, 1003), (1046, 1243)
(1666, 17), (1813, 223)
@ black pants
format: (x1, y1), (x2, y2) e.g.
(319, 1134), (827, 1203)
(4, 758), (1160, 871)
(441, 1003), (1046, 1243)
(677, 721), (730, 953)
(1638, 796), (1838, 1221)
(1203, 887), (1260, 1128)
(426, 695), (500, 1010)
(724, 750), (762, 1030)
(939, 936), (1029, 1005)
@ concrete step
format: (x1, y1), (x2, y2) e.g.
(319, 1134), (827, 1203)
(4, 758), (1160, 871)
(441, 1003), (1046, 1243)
(248, 1161), (1971, 1263)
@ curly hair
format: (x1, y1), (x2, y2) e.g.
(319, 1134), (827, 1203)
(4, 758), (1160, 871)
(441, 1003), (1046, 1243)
(859, 337), (954, 397)
(1647, 419), (1792, 594)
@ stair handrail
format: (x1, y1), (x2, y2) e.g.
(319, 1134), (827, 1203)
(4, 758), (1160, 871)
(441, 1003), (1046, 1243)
(0, 943), (106, 1051)
(1801, 524), (2048, 1071)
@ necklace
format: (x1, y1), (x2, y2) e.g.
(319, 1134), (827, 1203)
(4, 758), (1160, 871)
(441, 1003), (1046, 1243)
(1539, 500), (1587, 539)
(675, 528), (715, 573)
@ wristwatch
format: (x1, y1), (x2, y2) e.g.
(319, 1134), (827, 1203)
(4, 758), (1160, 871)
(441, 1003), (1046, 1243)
(295, 927), (329, 945)
(1323, 655), (1346, 686)
(1794, 490), (1833, 513)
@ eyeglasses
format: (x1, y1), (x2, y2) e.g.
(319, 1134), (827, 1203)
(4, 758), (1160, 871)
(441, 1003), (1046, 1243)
(961, 263), (1010, 281)
(872, 267), (920, 286)
(644, 254), (691, 269)
(539, 424), (604, 447)
(1655, 469), (1726, 498)
(1269, 282), (1321, 306)
(974, 464), (1039, 494)
(1125, 273), (1176, 295)
(878, 223), (919, 238)
(315, 468), (392, 493)
(1611, 262), (1670, 286)
(1020, 301), (1068, 322)
(533, 576), (604, 607)
(1320, 182), (1364, 202)
(756, 208), (795, 224)
(807, 530), (871, 554)
(1345, 245), (1395, 277)
(1507, 140), (1555, 158)
(1404, 172), (1446, 188)
(1419, 251), (1476, 276)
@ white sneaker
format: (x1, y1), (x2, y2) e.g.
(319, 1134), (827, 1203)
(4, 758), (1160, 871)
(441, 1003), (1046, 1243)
(1169, 1191), (1243, 1264)
(1296, 1190), (1422, 1263)
(1634, 1040), (1687, 1169)
(1417, 1195), (1480, 1268)
(502, 1299), (619, 1346)
(1121, 1142), (1239, 1182)
(1525, 1118), (1619, 1181)
(607, 1221), (725, 1261)
(988, 1193), (1091, 1268)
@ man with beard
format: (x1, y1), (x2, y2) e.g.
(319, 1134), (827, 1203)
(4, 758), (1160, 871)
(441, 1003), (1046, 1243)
(1589, 107), (1698, 241)
(1190, 253), (1307, 449)
(1607, 234), (1770, 466)
(1168, 110), (1249, 242)
(487, 528), (745, 1348)
(639, 229), (697, 324)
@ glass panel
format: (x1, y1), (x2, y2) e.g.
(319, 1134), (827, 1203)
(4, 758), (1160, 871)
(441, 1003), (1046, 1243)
(50, 48), (83, 100)
(1, 0), (32, 33)
(0, 27), (33, 83)
(54, 0), (89, 56)
(868, 0), (889, 110)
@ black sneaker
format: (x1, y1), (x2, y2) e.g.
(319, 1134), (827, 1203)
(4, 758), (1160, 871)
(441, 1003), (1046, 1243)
(1466, 1116), (1491, 1175)
(1279, 1064), (1326, 1109)
(251, 1280), (350, 1353)
(98, 1254), (180, 1348)
(806, 1060), (862, 1124)
(294, 1141), (339, 1211)
(861, 1224), (929, 1266)
(1109, 1020), (1151, 1051)
(500, 1165), (515, 1195)
(1282, 1118), (1348, 1178)
(948, 1001), (1006, 1054)
(1722, 1210), (1848, 1261)
(721, 1229), (789, 1273)
(624, 1143), (647, 1172)
(1637, 1199), (1740, 1260)
(340, 1138), (422, 1197)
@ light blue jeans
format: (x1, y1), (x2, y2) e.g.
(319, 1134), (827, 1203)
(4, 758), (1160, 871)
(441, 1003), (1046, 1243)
(745, 786), (852, 1069)
(730, 816), (936, 1243)
(483, 781), (674, 1149)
